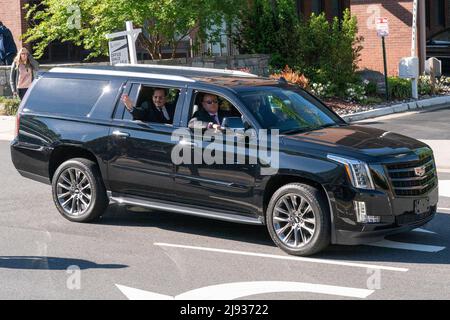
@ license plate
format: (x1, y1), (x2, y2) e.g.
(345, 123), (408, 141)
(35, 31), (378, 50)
(414, 198), (430, 215)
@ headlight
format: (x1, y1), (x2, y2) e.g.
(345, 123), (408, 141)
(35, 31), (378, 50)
(327, 154), (375, 190)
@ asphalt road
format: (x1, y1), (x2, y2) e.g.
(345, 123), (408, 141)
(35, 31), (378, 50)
(0, 106), (450, 300)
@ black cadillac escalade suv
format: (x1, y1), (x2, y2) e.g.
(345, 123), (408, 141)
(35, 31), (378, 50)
(10, 65), (438, 256)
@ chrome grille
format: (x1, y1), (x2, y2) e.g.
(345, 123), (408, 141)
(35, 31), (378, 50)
(386, 155), (437, 197)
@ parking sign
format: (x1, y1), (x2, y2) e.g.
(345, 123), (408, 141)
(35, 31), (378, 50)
(376, 18), (389, 37)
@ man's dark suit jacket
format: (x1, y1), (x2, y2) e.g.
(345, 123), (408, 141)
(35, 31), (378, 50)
(131, 101), (175, 124)
(188, 108), (231, 130)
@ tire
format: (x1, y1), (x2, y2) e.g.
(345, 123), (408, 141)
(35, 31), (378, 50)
(52, 158), (108, 223)
(266, 183), (331, 256)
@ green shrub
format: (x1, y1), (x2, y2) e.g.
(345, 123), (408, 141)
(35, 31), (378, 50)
(234, 4), (363, 94)
(292, 10), (362, 94)
(0, 97), (21, 115)
(419, 75), (449, 95)
(233, 0), (301, 69)
(345, 82), (367, 103)
(364, 96), (384, 105)
(388, 77), (412, 100)
(364, 80), (378, 96)
(309, 82), (337, 99)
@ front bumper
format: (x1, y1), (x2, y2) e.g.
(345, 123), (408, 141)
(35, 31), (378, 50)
(331, 185), (439, 245)
(335, 207), (436, 245)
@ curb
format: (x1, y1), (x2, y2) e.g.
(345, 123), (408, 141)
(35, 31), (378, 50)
(341, 95), (450, 122)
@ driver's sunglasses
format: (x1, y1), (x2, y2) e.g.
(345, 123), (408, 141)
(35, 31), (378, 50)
(204, 100), (218, 105)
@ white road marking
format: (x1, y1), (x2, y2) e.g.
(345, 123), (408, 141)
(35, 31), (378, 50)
(439, 180), (450, 198)
(154, 242), (408, 272)
(116, 281), (374, 300)
(413, 228), (436, 234)
(116, 285), (172, 300)
(438, 207), (450, 212)
(368, 240), (445, 252)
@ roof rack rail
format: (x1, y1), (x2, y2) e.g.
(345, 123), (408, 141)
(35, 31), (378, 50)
(48, 67), (195, 82)
(116, 63), (258, 78)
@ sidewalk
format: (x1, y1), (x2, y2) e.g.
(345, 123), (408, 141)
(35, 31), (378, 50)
(0, 116), (15, 141)
(341, 95), (450, 122)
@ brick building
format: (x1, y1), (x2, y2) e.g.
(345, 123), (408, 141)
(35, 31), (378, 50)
(0, 0), (28, 49)
(298, 0), (450, 76)
(1, 0), (449, 75)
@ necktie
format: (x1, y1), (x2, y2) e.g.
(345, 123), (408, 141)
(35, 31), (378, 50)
(158, 107), (170, 121)
(213, 114), (220, 125)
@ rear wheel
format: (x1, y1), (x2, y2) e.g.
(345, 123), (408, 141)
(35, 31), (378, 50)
(266, 183), (331, 256)
(52, 158), (108, 222)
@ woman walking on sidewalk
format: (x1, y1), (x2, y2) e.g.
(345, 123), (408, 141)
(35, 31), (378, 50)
(10, 48), (39, 100)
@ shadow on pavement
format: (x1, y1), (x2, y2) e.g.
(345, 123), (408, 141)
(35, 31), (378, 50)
(97, 204), (274, 247)
(95, 205), (450, 266)
(0, 256), (128, 270)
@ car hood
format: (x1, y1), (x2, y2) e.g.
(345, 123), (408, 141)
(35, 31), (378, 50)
(282, 125), (429, 159)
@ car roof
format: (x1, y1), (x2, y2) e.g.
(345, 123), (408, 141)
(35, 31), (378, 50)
(47, 64), (281, 89)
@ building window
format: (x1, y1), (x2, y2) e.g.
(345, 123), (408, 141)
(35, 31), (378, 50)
(331, 0), (343, 20)
(296, 0), (304, 17)
(436, 0), (446, 26)
(426, 0), (446, 28)
(311, 0), (324, 15)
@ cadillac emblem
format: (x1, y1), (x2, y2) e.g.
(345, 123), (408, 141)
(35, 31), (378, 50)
(414, 166), (426, 177)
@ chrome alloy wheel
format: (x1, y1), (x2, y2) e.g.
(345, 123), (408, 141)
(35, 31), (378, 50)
(272, 193), (316, 248)
(56, 168), (92, 216)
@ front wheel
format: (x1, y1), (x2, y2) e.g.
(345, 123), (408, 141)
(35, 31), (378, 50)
(52, 158), (108, 223)
(266, 183), (331, 256)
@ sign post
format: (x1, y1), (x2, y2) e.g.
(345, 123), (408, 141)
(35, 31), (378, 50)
(376, 17), (390, 101)
(106, 21), (142, 65)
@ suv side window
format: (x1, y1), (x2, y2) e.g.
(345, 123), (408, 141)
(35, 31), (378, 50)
(188, 90), (242, 129)
(25, 78), (109, 117)
(122, 84), (182, 125)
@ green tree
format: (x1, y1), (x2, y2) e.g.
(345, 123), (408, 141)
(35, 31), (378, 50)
(23, 0), (243, 60)
(233, 0), (301, 69)
(234, 2), (363, 95)
(297, 10), (363, 92)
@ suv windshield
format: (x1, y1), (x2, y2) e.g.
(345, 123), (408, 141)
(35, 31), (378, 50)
(238, 86), (344, 134)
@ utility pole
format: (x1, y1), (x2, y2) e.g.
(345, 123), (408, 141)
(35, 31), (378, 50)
(419, 0), (426, 74)
(411, 0), (419, 99)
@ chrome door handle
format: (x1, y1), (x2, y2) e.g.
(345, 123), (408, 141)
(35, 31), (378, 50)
(112, 130), (130, 138)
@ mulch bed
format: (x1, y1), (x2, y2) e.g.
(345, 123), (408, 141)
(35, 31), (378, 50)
(325, 94), (450, 116)
(324, 97), (375, 116)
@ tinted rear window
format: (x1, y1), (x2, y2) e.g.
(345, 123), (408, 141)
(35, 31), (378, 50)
(25, 78), (109, 116)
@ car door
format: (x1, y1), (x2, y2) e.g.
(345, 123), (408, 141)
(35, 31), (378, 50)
(107, 81), (187, 201)
(173, 88), (260, 215)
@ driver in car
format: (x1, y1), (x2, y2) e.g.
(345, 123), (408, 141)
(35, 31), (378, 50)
(188, 93), (231, 130)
